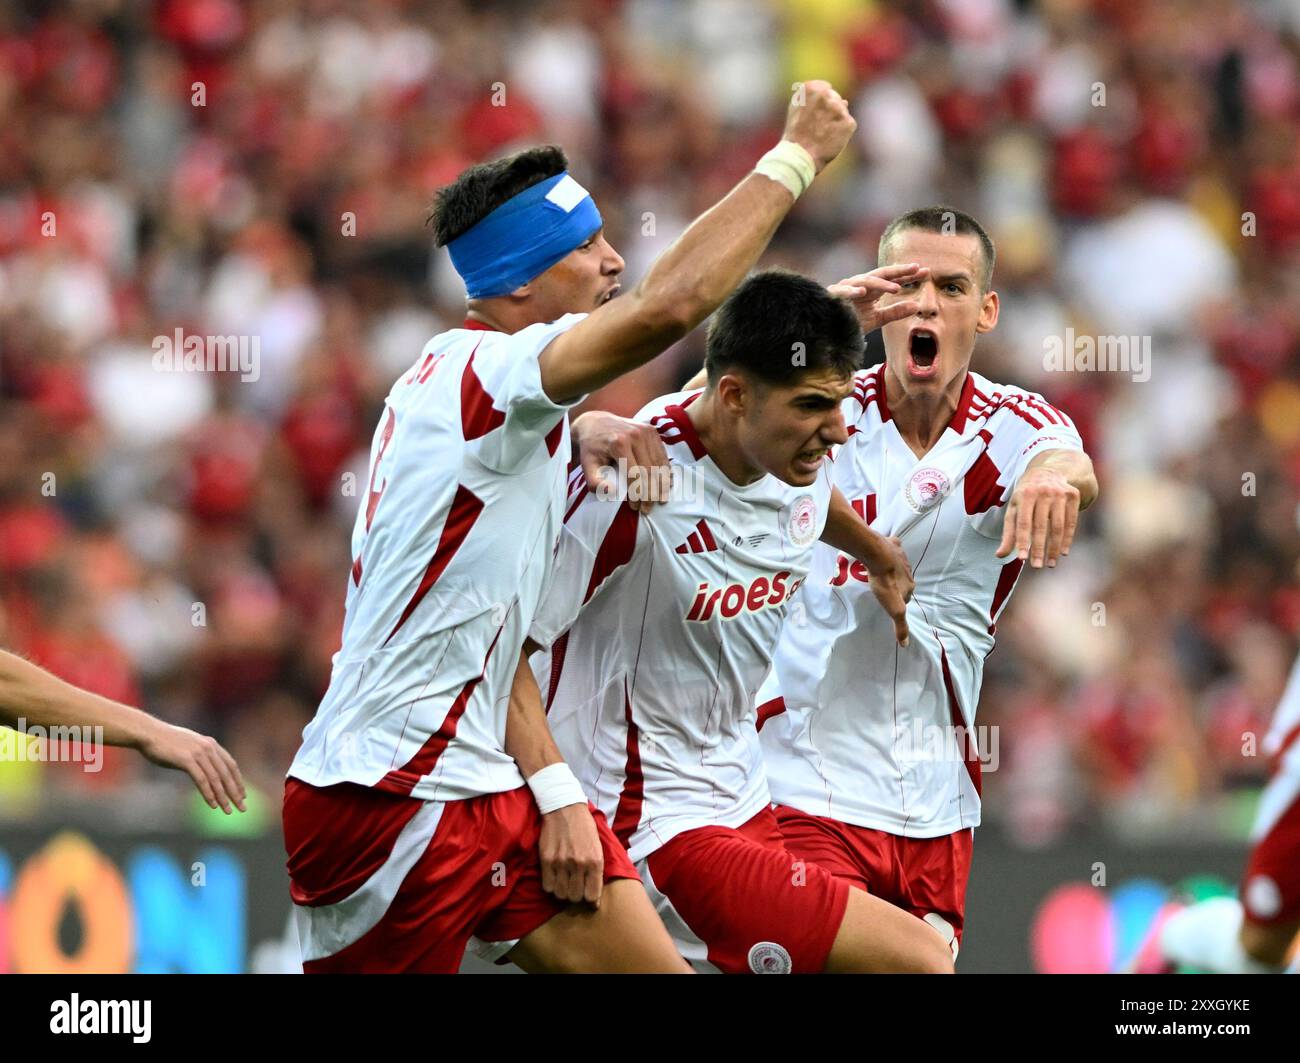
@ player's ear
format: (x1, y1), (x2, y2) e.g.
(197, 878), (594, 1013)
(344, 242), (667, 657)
(975, 289), (999, 334)
(716, 372), (748, 415)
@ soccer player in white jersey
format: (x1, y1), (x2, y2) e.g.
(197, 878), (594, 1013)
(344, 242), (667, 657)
(753, 207), (1099, 959)
(1158, 651), (1300, 973)
(282, 82), (860, 973)
(524, 270), (954, 974)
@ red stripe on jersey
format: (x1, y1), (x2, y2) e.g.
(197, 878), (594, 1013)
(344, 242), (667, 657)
(365, 407), (397, 532)
(384, 484), (485, 645)
(283, 778), (425, 907)
(545, 631), (570, 715)
(544, 418), (565, 456)
(661, 400), (708, 459)
(1268, 721), (1300, 772)
(939, 647), (982, 798)
(351, 554), (363, 586)
(987, 558), (1024, 635)
(460, 346), (507, 440)
(696, 518), (718, 551)
(583, 502), (640, 605)
(969, 388), (998, 421)
(1003, 399), (1044, 431)
(564, 486), (588, 525)
(460, 318), (498, 332)
(946, 373), (978, 434)
(686, 531), (703, 553)
(378, 620), (508, 795)
(872, 365), (893, 422)
(964, 450), (1005, 515)
(1023, 396), (1062, 425)
(756, 696), (787, 732)
(611, 684), (644, 848)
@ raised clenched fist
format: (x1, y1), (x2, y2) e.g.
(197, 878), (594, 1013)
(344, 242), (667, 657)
(782, 80), (857, 174)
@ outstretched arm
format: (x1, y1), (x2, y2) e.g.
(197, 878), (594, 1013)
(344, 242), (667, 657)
(0, 649), (246, 813)
(539, 81), (857, 403)
(996, 449), (1098, 568)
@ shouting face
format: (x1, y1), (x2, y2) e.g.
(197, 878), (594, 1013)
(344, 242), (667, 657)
(875, 228), (999, 402)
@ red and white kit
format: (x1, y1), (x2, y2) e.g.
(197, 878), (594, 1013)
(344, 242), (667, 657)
(528, 389), (850, 973)
(757, 364), (1083, 949)
(1240, 651), (1300, 927)
(283, 315), (637, 973)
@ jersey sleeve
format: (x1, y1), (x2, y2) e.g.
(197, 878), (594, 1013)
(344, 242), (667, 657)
(1001, 389), (1084, 488)
(970, 389), (1085, 538)
(528, 471), (644, 650)
(463, 313), (588, 473)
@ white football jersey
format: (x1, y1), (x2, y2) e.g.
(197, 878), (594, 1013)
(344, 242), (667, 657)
(759, 364), (1084, 837)
(529, 389), (833, 861)
(1252, 651), (1300, 841)
(288, 315), (586, 802)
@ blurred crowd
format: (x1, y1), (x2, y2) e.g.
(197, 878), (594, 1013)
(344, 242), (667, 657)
(0, 0), (1297, 844)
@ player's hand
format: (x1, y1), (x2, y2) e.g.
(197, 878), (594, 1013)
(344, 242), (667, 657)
(138, 722), (247, 813)
(828, 264), (929, 333)
(573, 410), (672, 512)
(782, 80), (857, 173)
(864, 535), (913, 647)
(538, 802), (604, 909)
(996, 467), (1081, 568)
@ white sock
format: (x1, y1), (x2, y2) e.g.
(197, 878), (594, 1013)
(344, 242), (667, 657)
(1158, 897), (1285, 974)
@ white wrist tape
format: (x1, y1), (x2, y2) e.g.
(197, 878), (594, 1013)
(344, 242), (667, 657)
(527, 762), (588, 814)
(753, 140), (817, 199)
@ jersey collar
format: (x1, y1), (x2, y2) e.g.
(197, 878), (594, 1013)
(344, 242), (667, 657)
(875, 364), (978, 435)
(662, 391), (708, 460)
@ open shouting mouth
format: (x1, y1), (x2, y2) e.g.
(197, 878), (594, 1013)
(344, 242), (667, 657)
(907, 327), (939, 379)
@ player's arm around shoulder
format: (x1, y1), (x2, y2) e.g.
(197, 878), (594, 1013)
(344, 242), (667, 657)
(997, 447), (1099, 569)
(571, 410), (673, 511)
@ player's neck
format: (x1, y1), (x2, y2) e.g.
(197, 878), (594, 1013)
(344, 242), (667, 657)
(687, 392), (765, 487)
(463, 300), (543, 335)
(884, 365), (968, 459)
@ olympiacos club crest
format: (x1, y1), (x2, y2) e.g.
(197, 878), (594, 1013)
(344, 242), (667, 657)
(788, 495), (817, 547)
(904, 467), (951, 513)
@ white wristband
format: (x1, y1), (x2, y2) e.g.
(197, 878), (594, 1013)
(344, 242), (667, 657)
(753, 140), (817, 199)
(526, 762), (587, 815)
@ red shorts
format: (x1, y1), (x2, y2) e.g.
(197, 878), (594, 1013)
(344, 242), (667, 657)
(640, 806), (850, 974)
(283, 778), (639, 973)
(774, 804), (972, 956)
(1241, 780), (1300, 928)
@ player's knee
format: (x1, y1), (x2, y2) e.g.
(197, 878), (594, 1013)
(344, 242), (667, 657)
(913, 933), (956, 974)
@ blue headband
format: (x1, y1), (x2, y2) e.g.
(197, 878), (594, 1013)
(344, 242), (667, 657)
(447, 172), (603, 299)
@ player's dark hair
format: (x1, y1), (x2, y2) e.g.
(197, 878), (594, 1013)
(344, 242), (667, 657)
(428, 145), (569, 247)
(878, 206), (996, 291)
(704, 269), (864, 388)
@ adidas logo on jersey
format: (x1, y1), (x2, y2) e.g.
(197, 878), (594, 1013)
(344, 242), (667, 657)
(685, 571), (803, 623)
(675, 519), (719, 554)
(677, 521), (769, 554)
